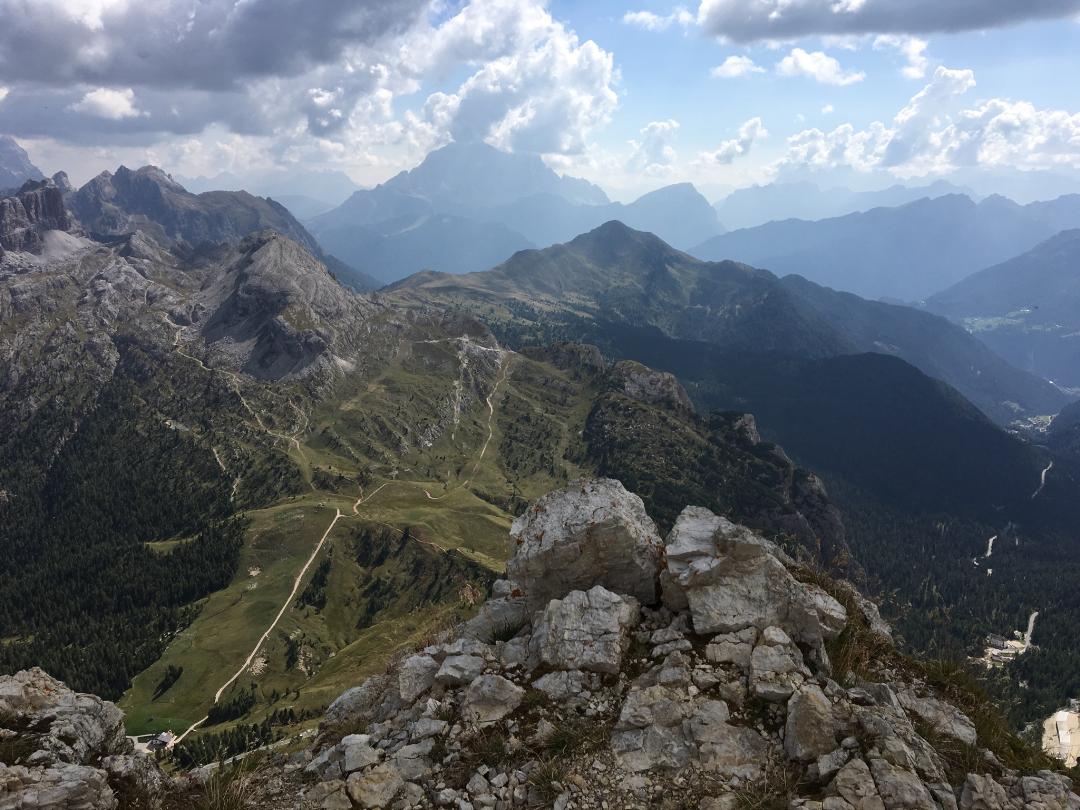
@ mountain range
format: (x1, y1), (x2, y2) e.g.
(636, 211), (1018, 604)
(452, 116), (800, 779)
(308, 140), (725, 283)
(926, 229), (1080, 389)
(712, 179), (969, 230)
(693, 193), (1080, 301)
(393, 220), (1071, 425)
(6, 167), (1080, 783)
(179, 167), (362, 207)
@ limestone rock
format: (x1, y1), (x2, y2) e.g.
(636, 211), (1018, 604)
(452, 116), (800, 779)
(530, 586), (639, 674)
(749, 626), (809, 702)
(868, 758), (938, 810)
(398, 655), (440, 703)
(612, 686), (765, 778)
(704, 628), (757, 669)
(785, 685), (839, 762)
(608, 361), (693, 413)
(436, 655), (487, 686)
(507, 478), (662, 608)
(831, 758), (886, 810)
(341, 736), (380, 774)
(689, 699), (768, 779)
(959, 774), (1008, 810)
(898, 690), (978, 747)
(346, 762), (404, 809)
(320, 675), (395, 743)
(532, 671), (597, 706)
(0, 763), (116, 810)
(0, 668), (128, 766)
(462, 675), (524, 725)
(661, 507), (834, 652)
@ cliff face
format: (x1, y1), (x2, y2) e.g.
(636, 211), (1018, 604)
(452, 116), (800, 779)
(0, 179), (74, 257)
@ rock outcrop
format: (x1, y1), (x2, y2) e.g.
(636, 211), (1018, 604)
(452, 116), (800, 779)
(295, 478), (1078, 810)
(506, 478), (663, 609)
(0, 179), (75, 257)
(0, 668), (164, 810)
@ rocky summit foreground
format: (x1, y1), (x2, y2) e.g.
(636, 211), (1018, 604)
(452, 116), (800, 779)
(298, 479), (1078, 810)
(3, 478), (1079, 810)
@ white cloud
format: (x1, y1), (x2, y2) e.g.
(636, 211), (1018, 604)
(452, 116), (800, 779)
(70, 87), (142, 120)
(776, 48), (865, 85)
(696, 0), (1080, 43)
(0, 87), (8, 104)
(622, 7), (695, 31)
(412, 2), (618, 156)
(779, 65), (1080, 177)
(700, 117), (768, 164)
(627, 119), (681, 174)
(821, 103), (835, 114)
(874, 35), (929, 79)
(711, 55), (765, 78)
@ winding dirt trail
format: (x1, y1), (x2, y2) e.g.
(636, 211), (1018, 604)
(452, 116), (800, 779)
(172, 507), (345, 747)
(172, 339), (511, 747)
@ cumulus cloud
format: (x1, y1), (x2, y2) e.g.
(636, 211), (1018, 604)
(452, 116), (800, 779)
(711, 56), (765, 78)
(627, 119), (681, 173)
(700, 117), (768, 164)
(821, 104), (835, 114)
(622, 7), (695, 31)
(776, 48), (865, 85)
(413, 1), (618, 155)
(697, 0), (1080, 43)
(779, 65), (1080, 177)
(0, 0), (618, 178)
(874, 35), (930, 79)
(70, 87), (142, 120)
(0, 87), (8, 104)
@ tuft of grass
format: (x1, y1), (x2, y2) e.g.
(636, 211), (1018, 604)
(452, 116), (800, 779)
(913, 718), (986, 786)
(733, 762), (799, 810)
(164, 758), (264, 810)
(542, 717), (609, 757)
(447, 726), (513, 789)
(526, 757), (564, 804)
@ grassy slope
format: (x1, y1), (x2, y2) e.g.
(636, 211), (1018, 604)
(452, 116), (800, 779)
(120, 346), (594, 738)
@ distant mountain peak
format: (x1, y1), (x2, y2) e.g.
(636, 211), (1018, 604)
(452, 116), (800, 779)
(382, 139), (610, 208)
(0, 135), (46, 192)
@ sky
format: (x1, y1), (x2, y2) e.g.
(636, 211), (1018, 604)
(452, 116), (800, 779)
(2, 0), (1080, 201)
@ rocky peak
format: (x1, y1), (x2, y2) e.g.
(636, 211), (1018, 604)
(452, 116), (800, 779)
(0, 178), (75, 257)
(296, 477), (1073, 810)
(67, 164), (322, 255)
(196, 230), (371, 379)
(607, 360), (693, 413)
